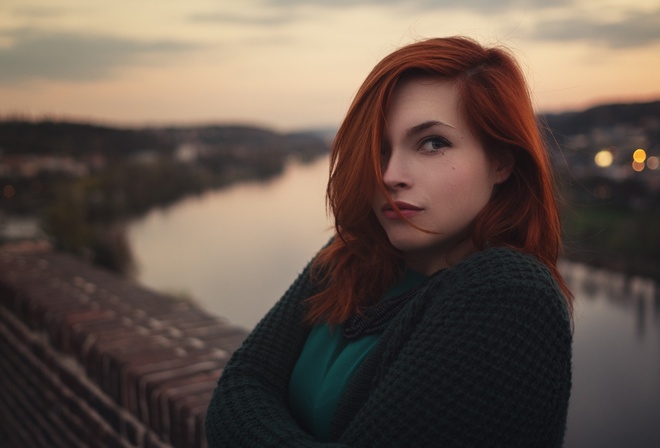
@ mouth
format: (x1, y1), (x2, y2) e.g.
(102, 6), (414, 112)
(382, 201), (423, 219)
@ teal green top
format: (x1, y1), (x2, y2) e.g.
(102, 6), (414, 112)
(288, 270), (428, 441)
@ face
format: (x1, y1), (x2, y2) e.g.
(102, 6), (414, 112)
(372, 77), (512, 275)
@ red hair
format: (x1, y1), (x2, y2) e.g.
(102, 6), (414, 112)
(306, 36), (573, 324)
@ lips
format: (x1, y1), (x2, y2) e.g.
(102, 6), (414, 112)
(382, 201), (423, 219)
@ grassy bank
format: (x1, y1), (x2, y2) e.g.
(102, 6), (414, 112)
(561, 204), (660, 280)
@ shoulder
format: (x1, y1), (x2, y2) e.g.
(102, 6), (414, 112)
(414, 248), (572, 378)
(447, 246), (555, 284)
(438, 247), (561, 295)
(426, 247), (570, 327)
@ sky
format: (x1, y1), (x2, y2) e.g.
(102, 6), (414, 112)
(1, 0), (659, 131)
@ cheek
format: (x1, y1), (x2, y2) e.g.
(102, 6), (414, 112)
(448, 168), (494, 210)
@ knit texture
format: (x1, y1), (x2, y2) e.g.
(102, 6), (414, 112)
(341, 277), (431, 340)
(205, 247), (572, 447)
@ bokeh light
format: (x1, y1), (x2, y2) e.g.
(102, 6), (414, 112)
(632, 160), (645, 172)
(633, 148), (647, 163)
(594, 149), (614, 167)
(647, 156), (659, 170)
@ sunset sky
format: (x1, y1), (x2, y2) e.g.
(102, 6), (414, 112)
(1, 0), (659, 131)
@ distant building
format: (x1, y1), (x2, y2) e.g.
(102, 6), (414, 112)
(0, 155), (88, 178)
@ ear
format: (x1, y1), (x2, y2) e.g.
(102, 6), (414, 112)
(492, 149), (515, 184)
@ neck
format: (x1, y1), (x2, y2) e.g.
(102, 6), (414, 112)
(403, 238), (478, 275)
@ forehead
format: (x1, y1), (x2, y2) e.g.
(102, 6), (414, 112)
(386, 76), (464, 133)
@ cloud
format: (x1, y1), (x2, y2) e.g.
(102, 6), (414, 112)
(529, 7), (660, 48)
(11, 6), (68, 19)
(0, 29), (201, 84)
(189, 12), (298, 27)
(255, 0), (568, 13)
(186, 0), (567, 35)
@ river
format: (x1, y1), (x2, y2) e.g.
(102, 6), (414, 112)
(128, 156), (333, 330)
(127, 155), (660, 448)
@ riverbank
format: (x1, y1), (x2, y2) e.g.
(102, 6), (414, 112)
(562, 247), (660, 283)
(560, 203), (660, 282)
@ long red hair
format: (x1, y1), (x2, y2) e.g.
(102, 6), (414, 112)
(307, 36), (572, 324)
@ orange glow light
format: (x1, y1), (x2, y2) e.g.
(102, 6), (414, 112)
(632, 160), (645, 172)
(633, 148), (647, 163)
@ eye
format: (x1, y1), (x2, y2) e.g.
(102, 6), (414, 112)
(419, 136), (451, 153)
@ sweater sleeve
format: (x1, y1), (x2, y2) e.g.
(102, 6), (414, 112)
(337, 250), (572, 447)
(205, 258), (350, 448)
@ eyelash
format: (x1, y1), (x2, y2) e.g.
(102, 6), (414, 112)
(419, 136), (451, 153)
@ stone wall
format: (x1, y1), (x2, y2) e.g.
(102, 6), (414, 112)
(0, 245), (248, 447)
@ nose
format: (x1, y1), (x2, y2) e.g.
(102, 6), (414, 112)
(382, 149), (410, 190)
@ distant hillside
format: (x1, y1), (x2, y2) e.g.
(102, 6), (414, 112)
(0, 120), (170, 157)
(541, 100), (660, 140)
(1, 98), (658, 159)
(158, 125), (329, 160)
(0, 120), (328, 161)
(2, 97), (659, 154)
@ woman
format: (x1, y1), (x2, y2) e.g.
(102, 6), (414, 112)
(206, 36), (573, 447)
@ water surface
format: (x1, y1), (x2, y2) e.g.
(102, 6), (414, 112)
(128, 156), (332, 329)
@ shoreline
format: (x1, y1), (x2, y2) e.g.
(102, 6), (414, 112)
(562, 248), (660, 283)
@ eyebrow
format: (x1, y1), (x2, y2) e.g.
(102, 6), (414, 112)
(405, 120), (455, 139)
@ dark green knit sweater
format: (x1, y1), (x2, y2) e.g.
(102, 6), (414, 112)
(205, 247), (572, 447)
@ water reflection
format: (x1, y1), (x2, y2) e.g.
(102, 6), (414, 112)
(562, 261), (659, 339)
(561, 261), (660, 448)
(127, 155), (333, 329)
